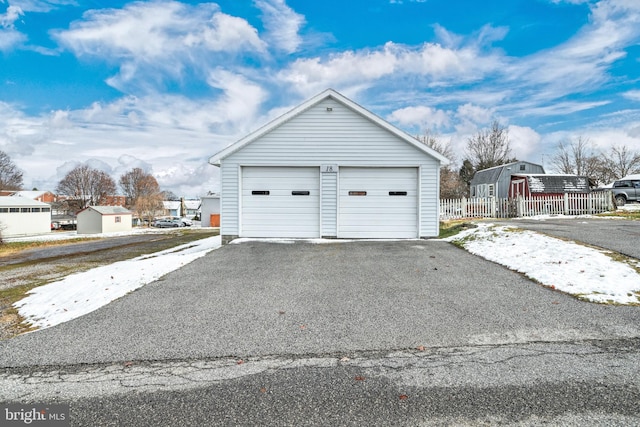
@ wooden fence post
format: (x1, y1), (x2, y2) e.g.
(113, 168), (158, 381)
(517, 196), (524, 217)
(564, 193), (570, 215)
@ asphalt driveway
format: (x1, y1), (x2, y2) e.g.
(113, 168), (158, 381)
(496, 217), (640, 259)
(1, 240), (639, 367)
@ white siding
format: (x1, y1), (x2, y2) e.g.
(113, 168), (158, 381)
(77, 209), (131, 234)
(101, 214), (132, 233)
(420, 164), (440, 236)
(220, 163), (240, 236)
(0, 212), (51, 237)
(200, 196), (220, 227)
(77, 209), (101, 234)
(321, 171), (337, 237)
(219, 98), (441, 238)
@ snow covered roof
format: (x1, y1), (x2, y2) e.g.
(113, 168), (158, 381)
(619, 174), (640, 181)
(0, 196), (50, 207)
(513, 174), (590, 193)
(163, 200), (201, 210)
(11, 190), (50, 199)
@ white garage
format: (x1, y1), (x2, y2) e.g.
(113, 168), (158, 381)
(241, 167), (320, 238)
(339, 167), (418, 238)
(209, 89), (449, 244)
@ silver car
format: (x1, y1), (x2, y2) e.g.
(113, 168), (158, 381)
(153, 218), (183, 228)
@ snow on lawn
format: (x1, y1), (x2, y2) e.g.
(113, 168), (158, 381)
(14, 235), (221, 330)
(445, 224), (640, 305)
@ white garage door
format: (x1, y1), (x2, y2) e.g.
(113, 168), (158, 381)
(339, 167), (418, 238)
(241, 167), (320, 238)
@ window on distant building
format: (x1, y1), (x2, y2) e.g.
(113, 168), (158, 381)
(520, 164), (526, 171)
(488, 184), (495, 197)
(115, 216), (121, 223)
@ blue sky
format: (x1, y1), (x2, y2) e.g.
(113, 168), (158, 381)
(1, 0), (639, 197)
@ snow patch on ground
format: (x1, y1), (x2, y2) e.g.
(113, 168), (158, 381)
(445, 224), (640, 305)
(14, 235), (221, 330)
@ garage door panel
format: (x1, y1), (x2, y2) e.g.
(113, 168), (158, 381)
(242, 167), (320, 238)
(339, 167), (418, 238)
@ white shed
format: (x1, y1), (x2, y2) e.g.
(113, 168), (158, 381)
(77, 206), (133, 234)
(0, 197), (51, 237)
(209, 89), (449, 244)
(200, 195), (220, 227)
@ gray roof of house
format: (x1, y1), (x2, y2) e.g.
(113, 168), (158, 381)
(470, 163), (517, 185)
(88, 206), (132, 215)
(471, 161), (545, 186)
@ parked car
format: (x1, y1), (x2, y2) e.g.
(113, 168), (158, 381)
(170, 217), (193, 226)
(153, 218), (183, 228)
(611, 175), (640, 206)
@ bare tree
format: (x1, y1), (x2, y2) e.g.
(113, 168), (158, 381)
(119, 168), (163, 224)
(417, 131), (468, 198)
(465, 120), (515, 171)
(551, 137), (598, 175)
(135, 193), (164, 225)
(0, 150), (24, 190)
(119, 168), (160, 206)
(56, 165), (116, 209)
(600, 145), (640, 182)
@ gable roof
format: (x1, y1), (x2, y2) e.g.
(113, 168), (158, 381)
(209, 88), (449, 166)
(80, 206), (132, 215)
(471, 161), (545, 186)
(513, 174), (590, 194)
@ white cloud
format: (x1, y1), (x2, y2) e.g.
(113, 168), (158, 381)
(623, 90), (640, 101)
(0, 96), (240, 197)
(279, 40), (502, 98)
(255, 0), (305, 53)
(387, 105), (450, 130)
(507, 125), (542, 161)
(520, 100), (610, 117)
(0, 4), (26, 51)
(9, 0), (76, 13)
(53, 1), (266, 91)
(456, 103), (494, 124)
(502, 0), (640, 105)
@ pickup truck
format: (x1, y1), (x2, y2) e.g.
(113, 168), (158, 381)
(611, 176), (640, 206)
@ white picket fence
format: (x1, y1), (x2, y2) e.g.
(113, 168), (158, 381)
(440, 191), (614, 220)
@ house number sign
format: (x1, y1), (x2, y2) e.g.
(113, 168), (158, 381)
(321, 165), (338, 173)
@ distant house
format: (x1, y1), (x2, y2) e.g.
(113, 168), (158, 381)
(162, 200), (201, 218)
(470, 161), (545, 199)
(0, 197), (51, 237)
(509, 174), (590, 198)
(10, 190), (58, 203)
(76, 206), (132, 234)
